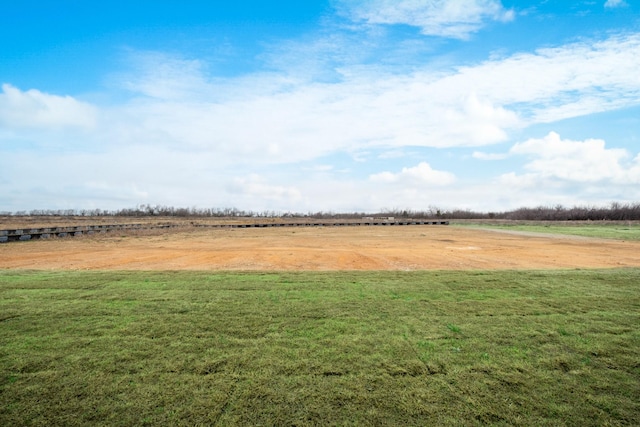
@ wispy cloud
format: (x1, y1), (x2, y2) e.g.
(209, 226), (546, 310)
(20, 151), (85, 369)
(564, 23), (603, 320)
(101, 32), (640, 163)
(4, 30), (640, 209)
(434, 34), (640, 123)
(117, 52), (211, 101)
(335, 0), (514, 39)
(604, 0), (628, 9)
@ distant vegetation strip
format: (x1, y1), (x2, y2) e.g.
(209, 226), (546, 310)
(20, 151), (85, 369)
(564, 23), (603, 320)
(1, 269), (638, 425)
(3, 201), (640, 221)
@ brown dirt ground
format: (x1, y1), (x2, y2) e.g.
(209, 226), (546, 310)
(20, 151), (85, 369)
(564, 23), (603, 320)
(1, 225), (640, 271)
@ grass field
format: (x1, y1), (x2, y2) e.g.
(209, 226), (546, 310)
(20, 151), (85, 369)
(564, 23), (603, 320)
(457, 222), (640, 241)
(1, 269), (639, 425)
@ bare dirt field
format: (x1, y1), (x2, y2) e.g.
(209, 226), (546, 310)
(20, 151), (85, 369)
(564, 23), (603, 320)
(1, 225), (640, 270)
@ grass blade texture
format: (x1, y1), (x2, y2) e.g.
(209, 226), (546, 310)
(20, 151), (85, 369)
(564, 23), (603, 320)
(1, 269), (639, 426)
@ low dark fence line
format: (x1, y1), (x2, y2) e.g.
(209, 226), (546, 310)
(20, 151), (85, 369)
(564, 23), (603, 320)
(0, 223), (169, 243)
(0, 220), (449, 243)
(192, 220), (449, 229)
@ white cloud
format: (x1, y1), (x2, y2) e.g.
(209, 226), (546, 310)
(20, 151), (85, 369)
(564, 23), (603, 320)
(496, 172), (541, 189)
(336, 0), (514, 39)
(0, 84), (97, 130)
(472, 151), (508, 160)
(228, 174), (302, 203)
(378, 149), (409, 159)
(305, 164), (334, 172)
(440, 93), (519, 144)
(506, 131), (639, 184)
(370, 162), (455, 185)
(605, 0), (628, 8)
(2, 139), (638, 213)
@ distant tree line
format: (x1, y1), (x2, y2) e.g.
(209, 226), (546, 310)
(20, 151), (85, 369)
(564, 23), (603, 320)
(375, 202), (640, 221)
(2, 202), (640, 221)
(487, 202), (640, 221)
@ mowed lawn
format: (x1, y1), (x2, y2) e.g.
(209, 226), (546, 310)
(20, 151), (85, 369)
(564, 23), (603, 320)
(459, 222), (640, 241)
(1, 269), (639, 426)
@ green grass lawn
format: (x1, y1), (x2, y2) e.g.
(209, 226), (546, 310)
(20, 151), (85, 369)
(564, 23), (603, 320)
(456, 222), (640, 240)
(1, 269), (639, 426)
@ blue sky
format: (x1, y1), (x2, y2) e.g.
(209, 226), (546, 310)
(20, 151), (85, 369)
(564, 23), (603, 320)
(1, 0), (639, 213)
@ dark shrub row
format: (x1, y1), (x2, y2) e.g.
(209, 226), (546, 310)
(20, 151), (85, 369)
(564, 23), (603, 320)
(3, 202), (640, 221)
